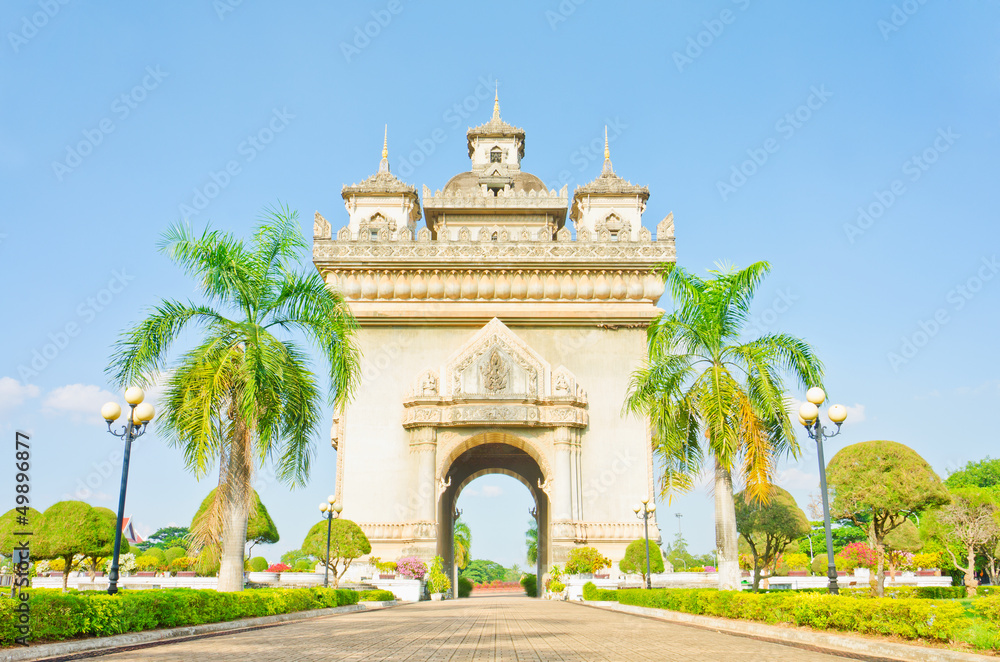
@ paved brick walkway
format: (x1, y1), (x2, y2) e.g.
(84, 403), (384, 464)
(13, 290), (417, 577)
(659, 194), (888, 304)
(88, 595), (857, 661)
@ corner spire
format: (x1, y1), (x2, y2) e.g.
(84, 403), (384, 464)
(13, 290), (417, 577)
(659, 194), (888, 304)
(602, 125), (614, 175)
(492, 82), (501, 121)
(378, 124), (389, 173)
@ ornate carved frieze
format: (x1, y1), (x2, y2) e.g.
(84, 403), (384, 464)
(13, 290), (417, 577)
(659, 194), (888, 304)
(403, 319), (588, 429)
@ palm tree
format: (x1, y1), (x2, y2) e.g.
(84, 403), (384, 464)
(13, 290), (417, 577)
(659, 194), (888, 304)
(525, 518), (538, 564)
(454, 518), (472, 571)
(107, 206), (359, 591)
(625, 261), (823, 590)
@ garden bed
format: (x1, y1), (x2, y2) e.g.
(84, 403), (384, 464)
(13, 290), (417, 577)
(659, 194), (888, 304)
(0, 587), (359, 647)
(581, 586), (1000, 653)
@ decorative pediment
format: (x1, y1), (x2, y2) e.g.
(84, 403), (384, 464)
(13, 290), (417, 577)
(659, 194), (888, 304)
(314, 211), (331, 240)
(444, 318), (549, 399)
(402, 319), (588, 429)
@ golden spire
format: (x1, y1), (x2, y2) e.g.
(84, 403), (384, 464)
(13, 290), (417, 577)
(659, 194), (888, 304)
(602, 125), (614, 175)
(382, 124), (388, 160)
(492, 82), (501, 121)
(378, 124), (389, 173)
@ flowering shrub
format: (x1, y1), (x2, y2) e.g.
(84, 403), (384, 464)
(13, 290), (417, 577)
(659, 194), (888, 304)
(396, 556), (427, 580)
(169, 557), (197, 573)
(549, 580), (565, 593)
(565, 547), (611, 575)
(886, 550), (914, 572)
(912, 552), (940, 570)
(103, 553), (137, 575)
(839, 543), (877, 571)
(783, 553), (810, 571)
(135, 555), (163, 571)
(267, 563), (292, 573)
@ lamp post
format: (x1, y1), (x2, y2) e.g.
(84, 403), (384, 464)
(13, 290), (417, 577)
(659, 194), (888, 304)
(100, 387), (155, 595)
(632, 498), (656, 589)
(797, 386), (848, 595)
(318, 496), (341, 588)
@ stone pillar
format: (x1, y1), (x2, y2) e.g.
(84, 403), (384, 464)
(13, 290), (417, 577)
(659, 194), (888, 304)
(553, 427), (573, 521)
(410, 427), (437, 523)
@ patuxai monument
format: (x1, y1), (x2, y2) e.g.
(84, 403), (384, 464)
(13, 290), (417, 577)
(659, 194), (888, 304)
(311, 94), (676, 586)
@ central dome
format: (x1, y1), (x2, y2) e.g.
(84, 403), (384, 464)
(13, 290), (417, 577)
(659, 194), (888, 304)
(442, 170), (549, 196)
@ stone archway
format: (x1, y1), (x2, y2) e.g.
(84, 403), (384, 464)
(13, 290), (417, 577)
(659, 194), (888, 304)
(437, 432), (549, 597)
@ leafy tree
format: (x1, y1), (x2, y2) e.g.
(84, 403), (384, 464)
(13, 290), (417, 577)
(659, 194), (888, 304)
(191, 487), (279, 560)
(281, 548), (313, 567)
(0, 507), (43, 557)
(827, 440), (950, 596)
(936, 487), (1000, 596)
(734, 485), (811, 590)
(78, 507), (121, 583)
(625, 262), (823, 590)
(460, 559), (507, 584)
(107, 208), (360, 592)
(945, 457), (1000, 490)
(796, 521), (867, 558)
(619, 539), (665, 583)
(34, 501), (128, 590)
(139, 526), (190, 552)
(884, 519), (923, 552)
(301, 518), (370, 588)
(525, 518), (538, 564)
(454, 518), (471, 571)
(565, 547), (611, 575)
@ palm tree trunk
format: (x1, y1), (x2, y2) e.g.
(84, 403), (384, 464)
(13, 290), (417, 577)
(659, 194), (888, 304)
(216, 421), (253, 592)
(714, 459), (740, 590)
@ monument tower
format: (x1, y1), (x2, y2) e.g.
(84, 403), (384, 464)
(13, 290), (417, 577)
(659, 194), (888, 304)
(312, 94), (676, 585)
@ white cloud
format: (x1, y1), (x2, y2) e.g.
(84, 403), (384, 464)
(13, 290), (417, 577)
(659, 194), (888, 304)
(42, 383), (117, 424)
(0, 377), (40, 410)
(481, 485), (504, 498)
(845, 403), (866, 424)
(775, 467), (820, 490)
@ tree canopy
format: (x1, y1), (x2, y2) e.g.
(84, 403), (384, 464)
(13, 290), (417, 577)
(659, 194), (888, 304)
(139, 526), (190, 551)
(460, 559), (508, 584)
(734, 485), (810, 590)
(619, 539), (665, 581)
(34, 501), (128, 589)
(945, 457), (1000, 490)
(827, 440), (950, 595)
(301, 518), (370, 587)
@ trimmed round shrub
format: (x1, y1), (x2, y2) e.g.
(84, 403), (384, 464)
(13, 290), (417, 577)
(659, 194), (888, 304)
(294, 559), (314, 572)
(249, 557), (269, 572)
(549, 580), (565, 593)
(144, 547), (166, 563)
(164, 547), (186, 565)
(457, 576), (473, 598)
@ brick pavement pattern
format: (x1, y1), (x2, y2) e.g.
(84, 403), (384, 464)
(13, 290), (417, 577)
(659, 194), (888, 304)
(88, 595), (856, 661)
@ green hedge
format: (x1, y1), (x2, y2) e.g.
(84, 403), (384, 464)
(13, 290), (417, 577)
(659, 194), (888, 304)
(1, 587), (358, 646)
(975, 596), (1000, 625)
(615, 588), (966, 642)
(358, 590), (395, 602)
(582, 581), (618, 601)
(457, 577), (473, 598)
(520, 574), (537, 598)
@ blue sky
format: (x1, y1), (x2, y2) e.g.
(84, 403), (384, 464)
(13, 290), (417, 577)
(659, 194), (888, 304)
(2, 2), (998, 568)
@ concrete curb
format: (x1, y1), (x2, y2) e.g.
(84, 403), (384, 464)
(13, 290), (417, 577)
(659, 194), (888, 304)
(575, 600), (995, 662)
(1, 600), (398, 662)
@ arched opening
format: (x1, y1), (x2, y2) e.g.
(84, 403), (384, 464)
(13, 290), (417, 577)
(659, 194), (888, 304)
(437, 434), (549, 597)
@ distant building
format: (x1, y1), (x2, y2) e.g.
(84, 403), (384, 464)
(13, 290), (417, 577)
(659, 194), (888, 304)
(121, 516), (144, 545)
